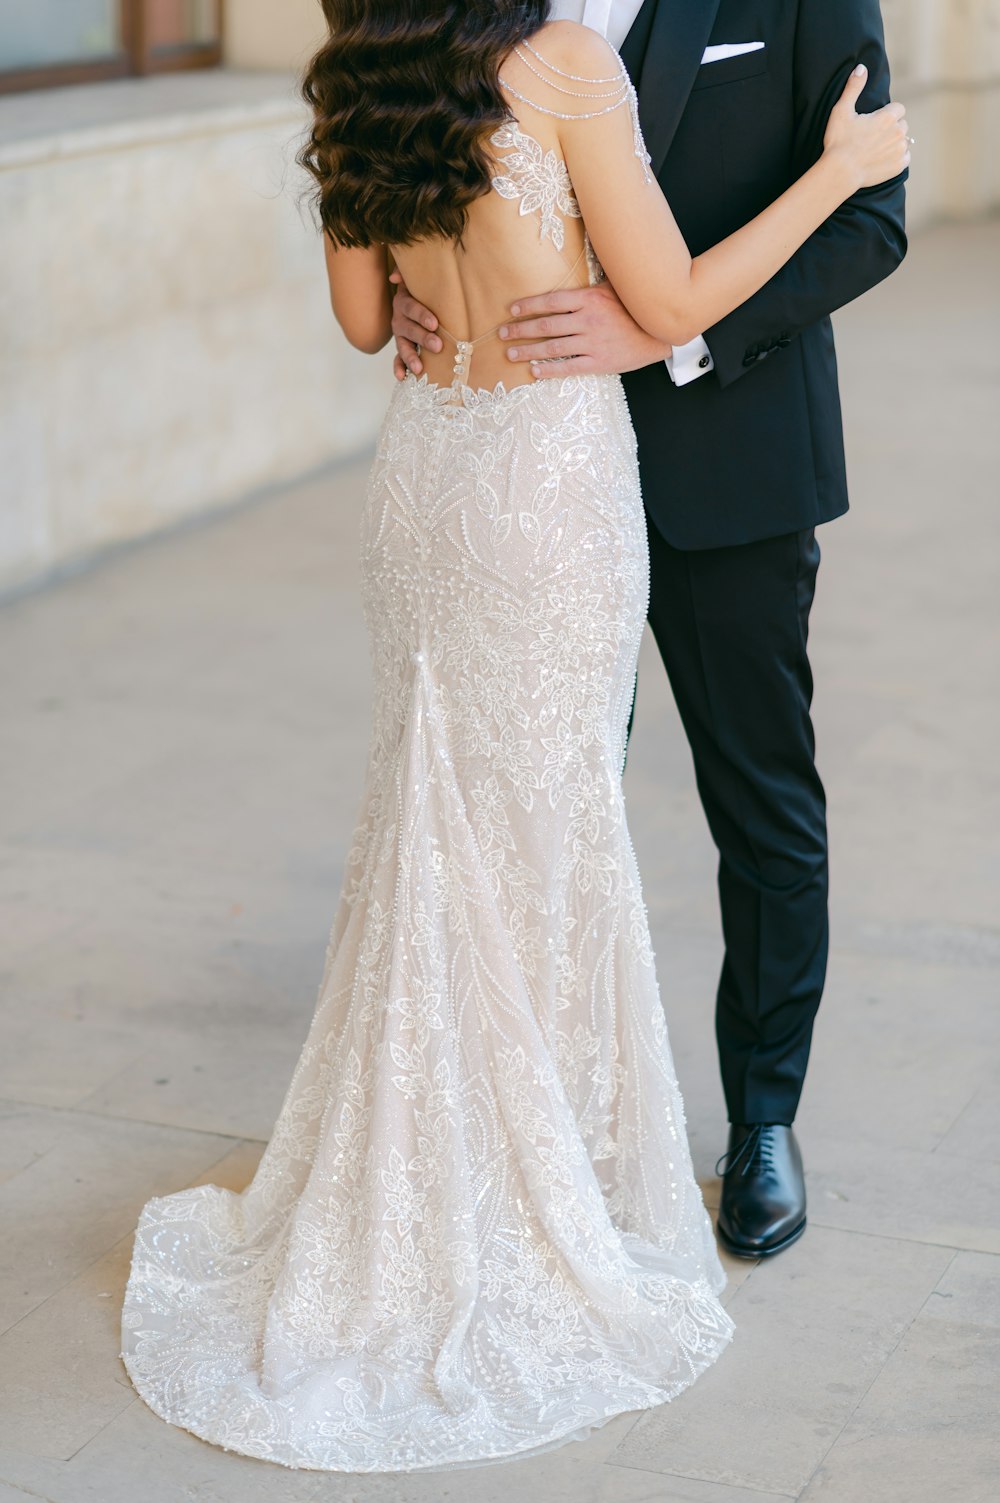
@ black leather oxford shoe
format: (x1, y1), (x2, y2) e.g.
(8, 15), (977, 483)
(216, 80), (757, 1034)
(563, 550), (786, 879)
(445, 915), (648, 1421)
(715, 1122), (807, 1258)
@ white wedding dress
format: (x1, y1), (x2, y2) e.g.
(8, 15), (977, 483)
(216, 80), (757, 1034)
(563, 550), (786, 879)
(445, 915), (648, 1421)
(120, 41), (734, 1473)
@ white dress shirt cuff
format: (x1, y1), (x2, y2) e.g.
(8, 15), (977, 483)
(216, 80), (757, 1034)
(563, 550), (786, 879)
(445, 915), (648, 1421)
(665, 335), (714, 386)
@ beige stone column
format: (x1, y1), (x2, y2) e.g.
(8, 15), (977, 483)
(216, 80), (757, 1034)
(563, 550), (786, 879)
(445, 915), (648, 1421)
(224, 0), (326, 72)
(883, 0), (1000, 227)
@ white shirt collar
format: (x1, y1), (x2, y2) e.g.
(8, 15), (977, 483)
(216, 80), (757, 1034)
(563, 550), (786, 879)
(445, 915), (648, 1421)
(545, 0), (642, 51)
(581, 0), (615, 37)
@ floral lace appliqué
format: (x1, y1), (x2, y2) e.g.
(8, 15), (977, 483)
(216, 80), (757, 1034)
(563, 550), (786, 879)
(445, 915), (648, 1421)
(490, 123), (582, 252)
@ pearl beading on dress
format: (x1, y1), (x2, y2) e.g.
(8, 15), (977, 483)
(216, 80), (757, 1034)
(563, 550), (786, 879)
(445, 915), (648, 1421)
(520, 40), (624, 84)
(451, 339), (474, 387)
(514, 46), (628, 100)
(499, 43), (653, 184)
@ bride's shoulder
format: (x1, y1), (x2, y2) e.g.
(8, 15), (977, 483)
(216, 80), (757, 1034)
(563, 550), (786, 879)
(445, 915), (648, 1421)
(518, 20), (625, 83)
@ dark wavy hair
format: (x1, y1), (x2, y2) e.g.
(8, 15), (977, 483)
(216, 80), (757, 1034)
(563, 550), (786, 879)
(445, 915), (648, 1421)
(299, 0), (551, 248)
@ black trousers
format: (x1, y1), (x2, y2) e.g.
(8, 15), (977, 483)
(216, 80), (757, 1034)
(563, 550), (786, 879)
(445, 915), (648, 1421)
(639, 519), (829, 1126)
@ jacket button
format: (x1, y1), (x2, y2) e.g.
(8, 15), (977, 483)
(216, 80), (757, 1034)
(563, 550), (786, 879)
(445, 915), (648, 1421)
(698, 354), (711, 369)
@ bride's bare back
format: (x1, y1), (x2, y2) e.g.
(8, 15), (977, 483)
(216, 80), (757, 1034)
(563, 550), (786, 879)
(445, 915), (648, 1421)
(388, 28), (648, 398)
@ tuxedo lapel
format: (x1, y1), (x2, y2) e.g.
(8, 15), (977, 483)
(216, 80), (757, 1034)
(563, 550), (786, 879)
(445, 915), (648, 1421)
(637, 0), (724, 174)
(619, 0), (658, 80)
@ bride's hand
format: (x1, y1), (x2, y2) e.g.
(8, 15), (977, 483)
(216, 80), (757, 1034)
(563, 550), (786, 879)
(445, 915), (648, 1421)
(823, 64), (910, 191)
(388, 269), (442, 380)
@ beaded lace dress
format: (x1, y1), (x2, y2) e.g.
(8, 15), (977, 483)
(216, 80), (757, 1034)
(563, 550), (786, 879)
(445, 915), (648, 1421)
(120, 40), (735, 1473)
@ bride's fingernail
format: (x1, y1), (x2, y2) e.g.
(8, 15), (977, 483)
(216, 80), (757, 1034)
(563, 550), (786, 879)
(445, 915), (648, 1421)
(499, 326), (508, 339)
(510, 304), (521, 316)
(508, 348), (518, 360)
(854, 63), (867, 76)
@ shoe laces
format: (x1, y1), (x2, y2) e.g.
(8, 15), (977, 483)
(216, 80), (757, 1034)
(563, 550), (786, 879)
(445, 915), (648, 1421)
(715, 1122), (783, 1179)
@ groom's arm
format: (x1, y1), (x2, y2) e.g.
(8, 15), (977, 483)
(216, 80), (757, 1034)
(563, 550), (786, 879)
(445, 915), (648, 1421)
(702, 0), (907, 389)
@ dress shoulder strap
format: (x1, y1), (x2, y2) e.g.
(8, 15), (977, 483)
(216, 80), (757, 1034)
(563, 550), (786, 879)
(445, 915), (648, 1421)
(498, 39), (653, 183)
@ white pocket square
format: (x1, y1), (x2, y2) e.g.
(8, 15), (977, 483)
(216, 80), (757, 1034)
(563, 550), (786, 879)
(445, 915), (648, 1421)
(702, 41), (765, 64)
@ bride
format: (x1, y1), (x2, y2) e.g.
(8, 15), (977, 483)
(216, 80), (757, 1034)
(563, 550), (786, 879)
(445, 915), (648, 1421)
(120, 0), (908, 1474)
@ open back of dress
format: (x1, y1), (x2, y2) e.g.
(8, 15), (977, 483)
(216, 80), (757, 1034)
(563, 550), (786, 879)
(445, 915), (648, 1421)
(389, 39), (650, 400)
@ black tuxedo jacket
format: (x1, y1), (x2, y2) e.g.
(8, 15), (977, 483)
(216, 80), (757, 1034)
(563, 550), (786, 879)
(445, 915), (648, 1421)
(618, 0), (907, 550)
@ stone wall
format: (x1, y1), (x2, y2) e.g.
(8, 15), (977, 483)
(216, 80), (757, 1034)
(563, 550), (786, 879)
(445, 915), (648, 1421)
(0, 73), (393, 595)
(882, 0), (1000, 225)
(225, 0), (325, 73)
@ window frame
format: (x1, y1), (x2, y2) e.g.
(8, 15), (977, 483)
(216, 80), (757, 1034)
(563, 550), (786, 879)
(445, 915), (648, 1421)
(0, 0), (224, 95)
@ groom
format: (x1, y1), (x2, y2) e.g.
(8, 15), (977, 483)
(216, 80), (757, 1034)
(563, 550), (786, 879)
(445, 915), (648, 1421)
(391, 0), (907, 1258)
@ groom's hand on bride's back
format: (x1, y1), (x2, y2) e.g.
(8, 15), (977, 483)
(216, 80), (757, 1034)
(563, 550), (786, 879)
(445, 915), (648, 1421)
(389, 271), (670, 381)
(498, 283), (671, 379)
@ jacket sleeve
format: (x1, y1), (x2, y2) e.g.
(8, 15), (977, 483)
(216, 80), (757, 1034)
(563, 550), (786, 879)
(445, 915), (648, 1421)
(702, 0), (908, 390)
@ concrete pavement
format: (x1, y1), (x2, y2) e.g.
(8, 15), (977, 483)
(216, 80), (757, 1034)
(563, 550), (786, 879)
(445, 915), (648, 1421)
(0, 219), (998, 1501)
